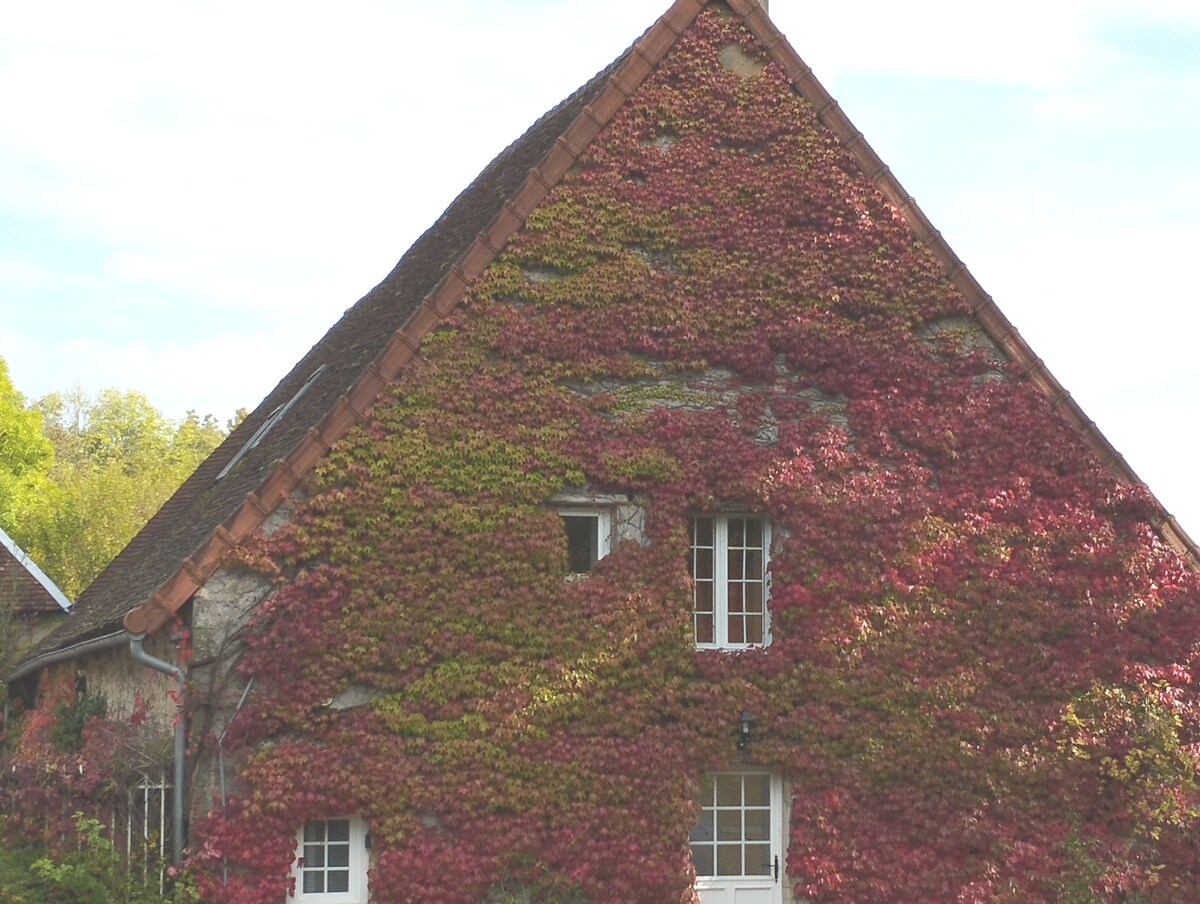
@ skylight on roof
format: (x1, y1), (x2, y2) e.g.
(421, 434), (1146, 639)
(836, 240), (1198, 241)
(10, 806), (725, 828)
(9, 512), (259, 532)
(216, 365), (327, 481)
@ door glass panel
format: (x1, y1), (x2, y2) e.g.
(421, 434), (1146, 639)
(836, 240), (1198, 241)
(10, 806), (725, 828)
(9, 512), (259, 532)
(716, 775), (741, 806)
(716, 844), (742, 876)
(744, 809), (770, 841)
(716, 809), (742, 841)
(693, 772), (779, 891)
(744, 843), (771, 876)
(744, 774), (770, 807)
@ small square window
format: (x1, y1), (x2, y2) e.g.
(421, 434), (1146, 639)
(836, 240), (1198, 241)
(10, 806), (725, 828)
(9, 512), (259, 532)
(289, 816), (368, 904)
(559, 508), (612, 575)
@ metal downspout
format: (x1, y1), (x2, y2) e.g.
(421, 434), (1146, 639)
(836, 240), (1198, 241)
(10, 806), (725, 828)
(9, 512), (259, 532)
(129, 634), (186, 868)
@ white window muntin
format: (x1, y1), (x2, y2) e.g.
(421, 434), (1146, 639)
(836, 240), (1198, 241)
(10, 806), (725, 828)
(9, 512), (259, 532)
(689, 515), (771, 649)
(691, 771), (784, 902)
(289, 816), (368, 904)
(558, 506), (613, 575)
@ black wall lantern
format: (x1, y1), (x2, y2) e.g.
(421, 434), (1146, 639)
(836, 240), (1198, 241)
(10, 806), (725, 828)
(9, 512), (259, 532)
(738, 709), (755, 750)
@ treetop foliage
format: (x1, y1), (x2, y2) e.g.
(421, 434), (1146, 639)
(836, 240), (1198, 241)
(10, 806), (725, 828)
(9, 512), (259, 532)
(0, 358), (229, 604)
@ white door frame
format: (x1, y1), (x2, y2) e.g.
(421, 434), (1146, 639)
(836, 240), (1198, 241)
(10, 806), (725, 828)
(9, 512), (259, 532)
(693, 770), (784, 904)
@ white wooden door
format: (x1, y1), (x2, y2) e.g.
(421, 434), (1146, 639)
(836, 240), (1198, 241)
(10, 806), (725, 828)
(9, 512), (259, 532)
(692, 772), (784, 904)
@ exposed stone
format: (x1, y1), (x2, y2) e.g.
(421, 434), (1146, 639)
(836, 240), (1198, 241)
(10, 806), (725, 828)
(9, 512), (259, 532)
(719, 43), (767, 79)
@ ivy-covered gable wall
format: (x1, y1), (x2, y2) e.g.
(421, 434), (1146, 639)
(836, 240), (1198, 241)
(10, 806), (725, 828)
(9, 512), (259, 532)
(193, 10), (1200, 902)
(8, 7), (1200, 904)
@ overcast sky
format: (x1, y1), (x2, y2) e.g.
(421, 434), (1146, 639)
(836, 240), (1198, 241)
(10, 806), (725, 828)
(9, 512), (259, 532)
(2, 0), (1198, 534)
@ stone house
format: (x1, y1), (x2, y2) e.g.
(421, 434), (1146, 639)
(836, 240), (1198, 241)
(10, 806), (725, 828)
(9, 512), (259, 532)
(6, 1), (1200, 902)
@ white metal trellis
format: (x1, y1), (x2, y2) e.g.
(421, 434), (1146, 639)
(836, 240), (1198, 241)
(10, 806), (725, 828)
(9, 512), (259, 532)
(111, 772), (171, 892)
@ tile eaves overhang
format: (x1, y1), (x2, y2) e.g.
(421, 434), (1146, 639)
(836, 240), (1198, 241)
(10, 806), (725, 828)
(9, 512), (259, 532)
(23, 0), (1189, 652)
(117, 3), (700, 638)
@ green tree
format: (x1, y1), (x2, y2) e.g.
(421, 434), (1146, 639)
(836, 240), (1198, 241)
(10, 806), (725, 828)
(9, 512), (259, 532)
(18, 389), (228, 598)
(0, 357), (55, 680)
(0, 358), (53, 531)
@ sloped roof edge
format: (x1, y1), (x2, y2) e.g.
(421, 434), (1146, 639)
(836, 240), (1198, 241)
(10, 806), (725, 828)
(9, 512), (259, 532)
(725, 0), (1198, 567)
(0, 525), (73, 614)
(120, 0), (709, 636)
(122, 0), (1195, 639)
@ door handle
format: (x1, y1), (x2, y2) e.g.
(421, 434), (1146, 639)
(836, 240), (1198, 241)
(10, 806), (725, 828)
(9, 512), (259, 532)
(773, 854), (779, 882)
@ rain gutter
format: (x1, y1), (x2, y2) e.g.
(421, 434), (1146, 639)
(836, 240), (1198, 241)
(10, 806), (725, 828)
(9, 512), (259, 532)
(4, 630), (128, 684)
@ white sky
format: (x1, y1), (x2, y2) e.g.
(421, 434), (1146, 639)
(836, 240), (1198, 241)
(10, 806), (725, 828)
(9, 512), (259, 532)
(1, 0), (1198, 535)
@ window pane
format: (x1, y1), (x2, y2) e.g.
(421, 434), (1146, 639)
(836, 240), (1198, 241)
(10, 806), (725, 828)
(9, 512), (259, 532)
(729, 518), (746, 546)
(744, 774), (770, 807)
(563, 515), (599, 573)
(304, 844), (325, 868)
(328, 870), (350, 893)
(327, 820), (350, 842)
(728, 583), (744, 613)
(694, 580), (713, 612)
(728, 549), (744, 579)
(692, 517), (714, 547)
(303, 822), (325, 843)
(744, 582), (762, 614)
(716, 775), (741, 807)
(693, 548), (713, 581)
(746, 548), (763, 578)
(716, 844), (742, 876)
(303, 871), (325, 894)
(328, 844), (350, 868)
(692, 844), (715, 876)
(695, 613), (714, 645)
(745, 614), (763, 645)
(728, 615), (745, 645)
(743, 519), (762, 547)
(745, 844), (771, 876)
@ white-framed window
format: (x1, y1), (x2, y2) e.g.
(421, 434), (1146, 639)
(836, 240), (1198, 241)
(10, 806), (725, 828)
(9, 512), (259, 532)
(559, 506), (613, 575)
(691, 771), (784, 904)
(288, 816), (369, 904)
(688, 515), (771, 649)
